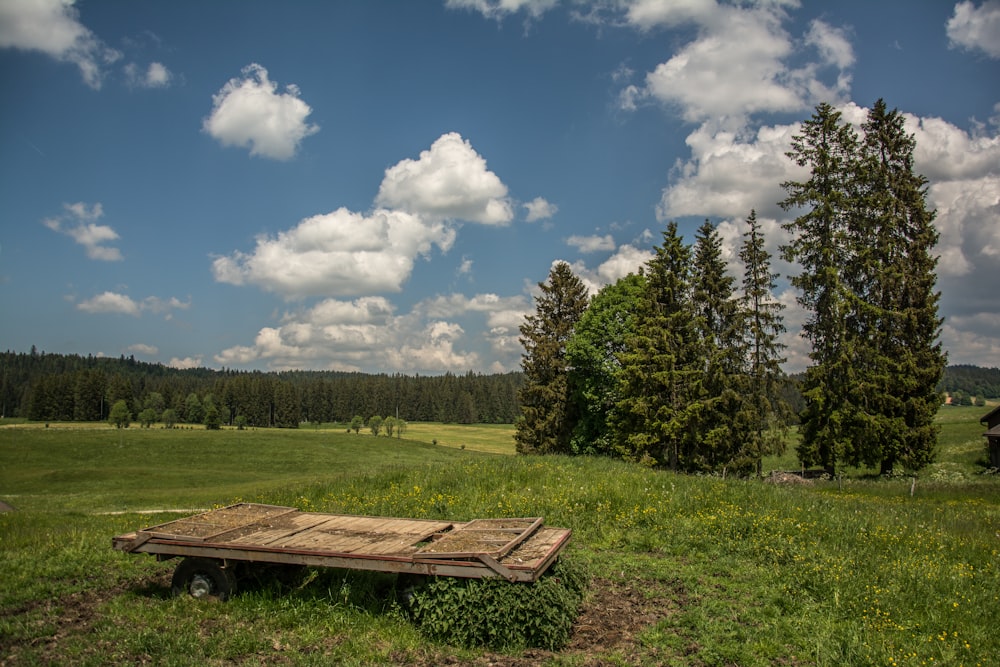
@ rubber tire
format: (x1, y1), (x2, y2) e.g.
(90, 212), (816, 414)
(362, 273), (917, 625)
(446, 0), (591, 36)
(170, 557), (236, 601)
(397, 573), (428, 607)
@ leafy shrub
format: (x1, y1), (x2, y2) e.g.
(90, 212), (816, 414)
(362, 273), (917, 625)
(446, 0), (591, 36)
(408, 557), (587, 651)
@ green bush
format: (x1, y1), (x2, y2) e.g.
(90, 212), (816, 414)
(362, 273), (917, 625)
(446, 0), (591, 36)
(408, 557), (587, 651)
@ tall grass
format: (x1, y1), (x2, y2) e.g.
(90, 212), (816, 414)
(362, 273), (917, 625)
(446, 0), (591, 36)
(1, 410), (997, 665)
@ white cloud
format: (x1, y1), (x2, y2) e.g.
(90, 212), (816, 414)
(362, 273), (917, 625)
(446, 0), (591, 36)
(43, 202), (123, 261)
(523, 196), (558, 221)
(566, 234), (615, 253)
(212, 207), (454, 299)
(0, 0), (121, 88)
(77, 291), (141, 316)
(214, 292), (528, 373)
(376, 132), (513, 225)
(947, 0), (1000, 58)
(127, 343), (159, 356)
(941, 314), (1000, 366)
(805, 19), (855, 70)
(125, 61), (173, 88)
(168, 356), (203, 370)
(203, 63), (319, 160)
(561, 241), (653, 297)
(621, 3), (852, 125)
(623, 0), (717, 31)
(445, 0), (558, 20)
(76, 291), (189, 318)
(658, 119), (806, 221)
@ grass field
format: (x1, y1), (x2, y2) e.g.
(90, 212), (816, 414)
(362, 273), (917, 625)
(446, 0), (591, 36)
(1, 407), (997, 665)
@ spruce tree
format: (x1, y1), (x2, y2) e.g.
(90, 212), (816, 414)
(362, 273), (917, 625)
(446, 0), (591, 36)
(782, 100), (945, 475)
(738, 210), (789, 475)
(780, 102), (861, 475)
(690, 220), (748, 473)
(851, 99), (945, 473)
(613, 222), (702, 469)
(516, 262), (589, 455)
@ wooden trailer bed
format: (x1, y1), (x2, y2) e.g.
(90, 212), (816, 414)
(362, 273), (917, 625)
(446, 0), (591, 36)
(113, 503), (572, 591)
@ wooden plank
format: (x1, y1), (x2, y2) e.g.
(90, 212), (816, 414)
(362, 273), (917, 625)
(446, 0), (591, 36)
(139, 504), (297, 542)
(415, 517), (543, 559)
(223, 512), (331, 546)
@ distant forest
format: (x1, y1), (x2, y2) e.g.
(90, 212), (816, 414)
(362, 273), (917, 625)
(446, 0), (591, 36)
(0, 349), (995, 426)
(0, 349), (523, 426)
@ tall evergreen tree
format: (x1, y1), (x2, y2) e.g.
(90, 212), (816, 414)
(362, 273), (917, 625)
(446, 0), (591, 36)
(690, 220), (748, 473)
(780, 102), (861, 475)
(515, 262), (589, 454)
(738, 210), (789, 475)
(782, 100), (945, 475)
(850, 99), (946, 473)
(613, 222), (703, 469)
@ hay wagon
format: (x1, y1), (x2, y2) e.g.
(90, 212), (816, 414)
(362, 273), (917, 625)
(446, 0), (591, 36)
(113, 503), (572, 600)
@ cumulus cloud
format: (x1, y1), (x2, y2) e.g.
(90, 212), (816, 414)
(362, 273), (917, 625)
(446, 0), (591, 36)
(947, 0), (1000, 58)
(211, 131), (526, 369)
(0, 0), (121, 88)
(626, 4), (853, 125)
(375, 132), (513, 224)
(76, 291), (190, 318)
(42, 202), (123, 261)
(658, 119), (807, 221)
(168, 356), (203, 370)
(566, 234), (616, 253)
(127, 343), (159, 356)
(523, 196), (558, 222)
(212, 207), (454, 298)
(203, 63), (319, 160)
(214, 292), (528, 372)
(77, 291), (141, 316)
(125, 61), (173, 88)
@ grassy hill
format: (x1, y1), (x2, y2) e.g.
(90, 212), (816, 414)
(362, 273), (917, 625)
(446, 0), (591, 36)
(1, 408), (996, 665)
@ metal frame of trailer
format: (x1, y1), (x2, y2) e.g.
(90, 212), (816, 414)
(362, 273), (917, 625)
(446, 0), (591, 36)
(113, 503), (572, 598)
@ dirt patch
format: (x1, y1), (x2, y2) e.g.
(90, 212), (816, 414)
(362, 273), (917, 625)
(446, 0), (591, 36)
(0, 500), (15, 513)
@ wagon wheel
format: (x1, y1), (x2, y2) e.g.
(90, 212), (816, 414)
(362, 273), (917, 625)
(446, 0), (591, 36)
(397, 573), (428, 607)
(170, 557), (236, 601)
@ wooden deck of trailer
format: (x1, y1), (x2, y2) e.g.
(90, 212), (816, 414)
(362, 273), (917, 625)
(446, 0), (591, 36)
(113, 503), (571, 584)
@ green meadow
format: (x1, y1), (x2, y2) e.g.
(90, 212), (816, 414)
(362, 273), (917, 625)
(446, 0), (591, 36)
(1, 407), (997, 665)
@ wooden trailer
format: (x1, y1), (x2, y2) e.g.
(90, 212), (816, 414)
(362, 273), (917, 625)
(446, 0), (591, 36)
(113, 503), (572, 600)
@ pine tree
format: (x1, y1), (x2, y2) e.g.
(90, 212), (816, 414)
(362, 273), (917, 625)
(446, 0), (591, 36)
(738, 210), (789, 475)
(780, 102), (861, 475)
(515, 262), (589, 454)
(613, 222), (703, 469)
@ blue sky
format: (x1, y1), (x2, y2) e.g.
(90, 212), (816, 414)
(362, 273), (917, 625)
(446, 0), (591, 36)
(1, 0), (998, 375)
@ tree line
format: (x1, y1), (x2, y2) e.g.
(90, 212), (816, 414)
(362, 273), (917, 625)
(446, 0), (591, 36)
(516, 100), (947, 477)
(0, 349), (522, 426)
(939, 365), (1000, 403)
